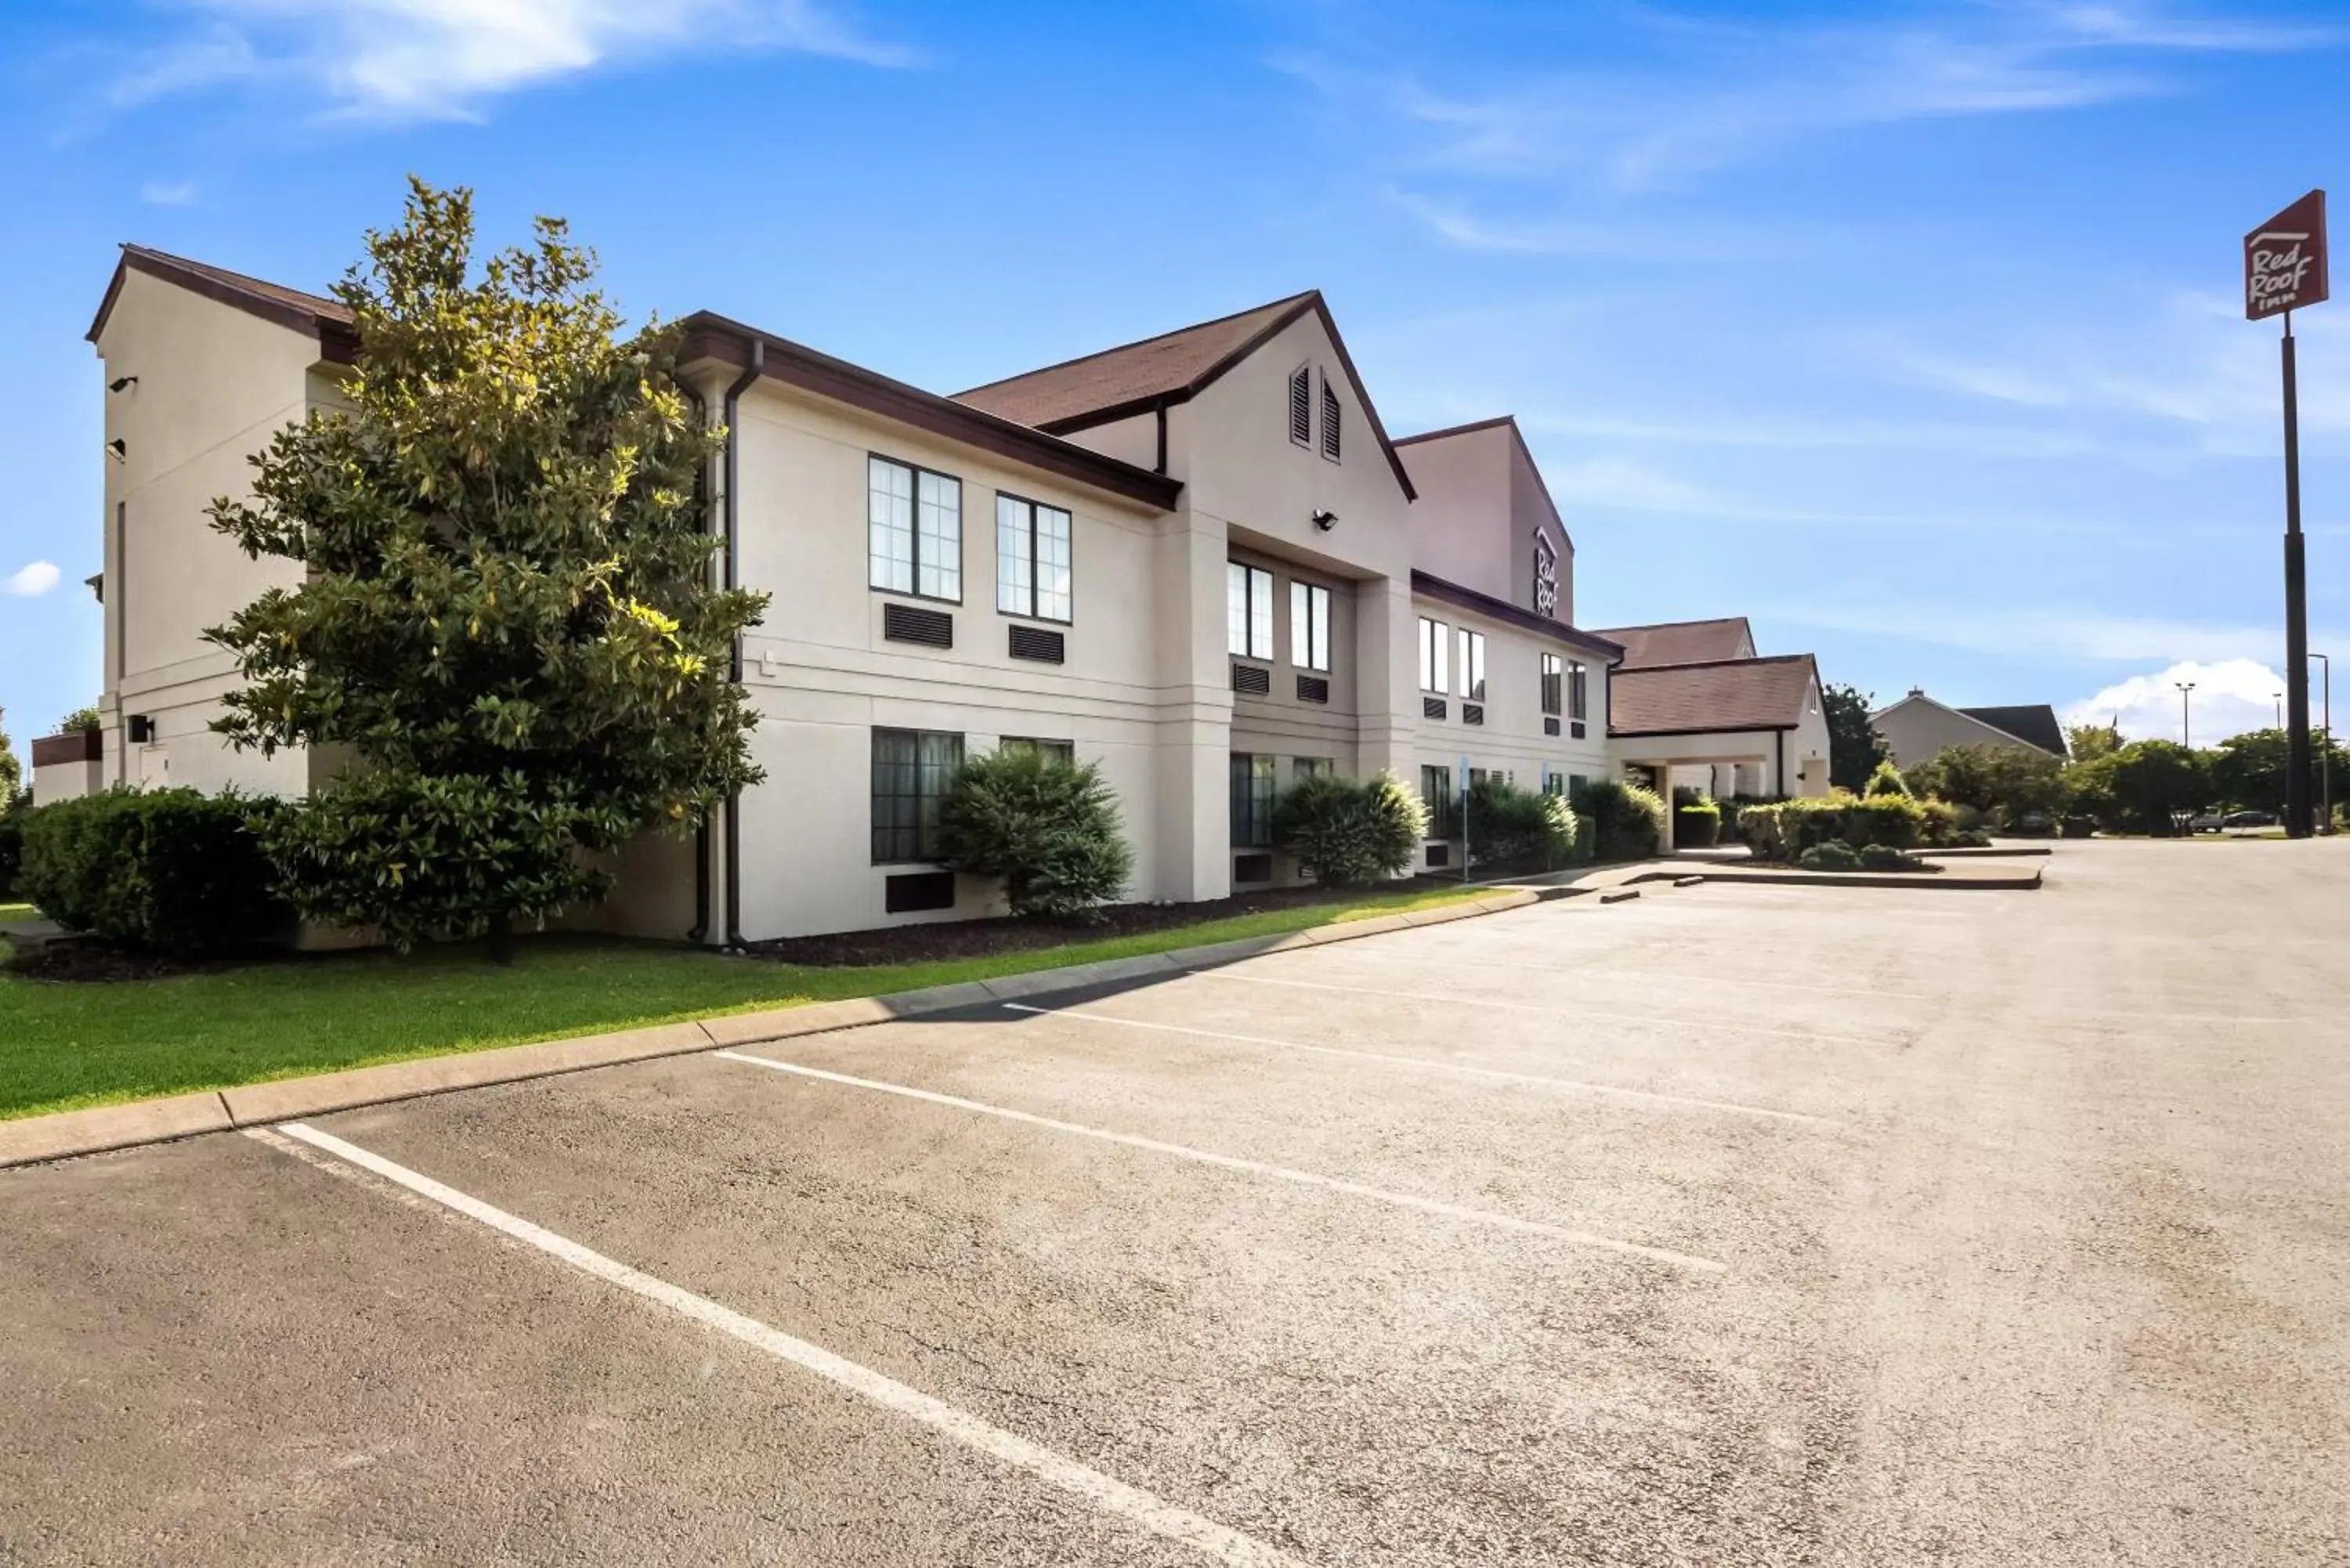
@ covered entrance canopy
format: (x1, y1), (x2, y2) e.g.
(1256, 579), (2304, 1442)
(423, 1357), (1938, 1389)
(1609, 654), (1831, 800)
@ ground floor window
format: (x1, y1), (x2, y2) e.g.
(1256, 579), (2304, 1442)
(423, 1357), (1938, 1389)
(873, 728), (964, 863)
(1542, 768), (1566, 797)
(998, 736), (1075, 765)
(1231, 753), (1277, 847)
(1419, 763), (1459, 838)
(1292, 756), (1333, 785)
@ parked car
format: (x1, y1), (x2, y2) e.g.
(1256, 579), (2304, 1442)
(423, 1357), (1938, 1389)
(2223, 809), (2278, 828)
(2189, 813), (2227, 833)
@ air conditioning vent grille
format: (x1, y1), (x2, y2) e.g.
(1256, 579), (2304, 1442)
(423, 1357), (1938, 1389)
(1571, 720), (1587, 739)
(1422, 696), (1447, 721)
(884, 870), (956, 913)
(1296, 674), (1330, 704)
(882, 603), (953, 649)
(1543, 716), (1561, 736)
(1007, 624), (1065, 663)
(1463, 703), (1484, 726)
(1232, 663), (1271, 696)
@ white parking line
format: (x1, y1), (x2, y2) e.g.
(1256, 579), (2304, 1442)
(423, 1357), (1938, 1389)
(714, 1050), (1724, 1274)
(1395, 958), (1929, 1002)
(1001, 1003), (1832, 1127)
(1188, 970), (1895, 1049)
(249, 1122), (1305, 1568)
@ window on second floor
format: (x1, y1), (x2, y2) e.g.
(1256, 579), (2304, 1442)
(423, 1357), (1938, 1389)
(996, 494), (1072, 623)
(1227, 562), (1274, 660)
(1541, 652), (1563, 716)
(870, 456), (961, 602)
(1457, 628), (1487, 702)
(1569, 660), (1589, 721)
(1417, 616), (1449, 694)
(1290, 580), (1331, 672)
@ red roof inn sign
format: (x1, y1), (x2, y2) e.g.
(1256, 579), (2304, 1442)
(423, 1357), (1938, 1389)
(2245, 190), (2327, 320)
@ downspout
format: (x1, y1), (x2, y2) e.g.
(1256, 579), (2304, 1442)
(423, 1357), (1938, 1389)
(683, 382), (711, 946)
(1774, 728), (1786, 799)
(1154, 399), (1169, 475)
(720, 337), (765, 950)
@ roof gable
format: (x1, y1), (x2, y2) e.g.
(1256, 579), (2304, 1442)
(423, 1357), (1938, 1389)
(1958, 704), (2068, 757)
(1394, 415), (1573, 552)
(89, 245), (355, 359)
(1609, 653), (1819, 735)
(1589, 616), (1755, 669)
(952, 290), (1416, 501)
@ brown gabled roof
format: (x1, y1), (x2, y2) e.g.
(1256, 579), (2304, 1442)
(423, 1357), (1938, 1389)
(1589, 616), (1755, 670)
(952, 290), (1416, 500)
(89, 244), (355, 355)
(1958, 703), (2068, 757)
(1609, 653), (1818, 736)
(1409, 571), (1624, 661)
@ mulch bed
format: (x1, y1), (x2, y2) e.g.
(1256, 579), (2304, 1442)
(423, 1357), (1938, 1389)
(3, 938), (255, 984)
(743, 881), (1462, 968)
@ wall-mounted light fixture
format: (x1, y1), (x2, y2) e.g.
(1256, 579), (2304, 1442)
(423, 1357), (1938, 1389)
(106, 439), (128, 463)
(107, 375), (138, 393)
(1311, 508), (1339, 533)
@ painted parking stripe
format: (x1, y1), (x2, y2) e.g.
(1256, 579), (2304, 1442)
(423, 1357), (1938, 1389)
(249, 1122), (1304, 1568)
(714, 1050), (1723, 1274)
(1189, 970), (1893, 1049)
(1002, 1002), (1832, 1128)
(1397, 958), (1929, 1003)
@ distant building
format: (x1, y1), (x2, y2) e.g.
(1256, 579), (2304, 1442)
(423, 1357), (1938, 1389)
(1590, 616), (1832, 798)
(1870, 691), (2069, 768)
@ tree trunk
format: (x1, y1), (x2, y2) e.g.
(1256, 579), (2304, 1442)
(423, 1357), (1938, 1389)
(486, 910), (515, 966)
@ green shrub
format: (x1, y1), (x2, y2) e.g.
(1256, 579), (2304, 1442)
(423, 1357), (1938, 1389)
(1740, 793), (1931, 858)
(1273, 771), (1426, 887)
(1673, 800), (1722, 847)
(2059, 815), (2097, 839)
(1797, 840), (1864, 873)
(937, 749), (1135, 919)
(1717, 793), (1779, 844)
(1464, 777), (1576, 870)
(1578, 780), (1667, 859)
(0, 811), (19, 898)
(1906, 743), (2068, 823)
(1857, 844), (1939, 873)
(17, 786), (287, 953)
(1914, 797), (1961, 846)
(1863, 760), (1911, 798)
(1952, 828), (1994, 847)
(56, 706), (101, 737)
(1843, 793), (1928, 850)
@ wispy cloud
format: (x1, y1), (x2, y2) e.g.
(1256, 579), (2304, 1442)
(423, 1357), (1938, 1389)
(139, 180), (199, 207)
(4, 562), (61, 598)
(2061, 657), (2301, 743)
(1770, 601), (2344, 667)
(108, 0), (916, 124)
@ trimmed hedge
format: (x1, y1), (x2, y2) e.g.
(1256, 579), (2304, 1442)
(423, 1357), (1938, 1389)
(1272, 771), (1426, 887)
(0, 811), (20, 899)
(1858, 843), (1940, 873)
(1673, 800), (1722, 848)
(1578, 780), (1667, 860)
(1465, 777), (1578, 870)
(1797, 840), (1864, 872)
(938, 748), (1135, 919)
(1739, 791), (1967, 861)
(16, 786), (287, 953)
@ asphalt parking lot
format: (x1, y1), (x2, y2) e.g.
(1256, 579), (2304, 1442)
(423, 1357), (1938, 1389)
(4, 839), (2345, 1566)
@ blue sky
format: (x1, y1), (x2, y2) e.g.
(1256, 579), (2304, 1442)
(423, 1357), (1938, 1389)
(2, 0), (2346, 764)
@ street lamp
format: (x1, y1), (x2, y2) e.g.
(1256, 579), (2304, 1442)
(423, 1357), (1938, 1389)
(2276, 692), (2286, 728)
(2175, 681), (2196, 748)
(2313, 652), (2334, 833)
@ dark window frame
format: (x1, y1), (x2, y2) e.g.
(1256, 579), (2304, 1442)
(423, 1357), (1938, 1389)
(1568, 659), (1589, 722)
(994, 490), (1074, 625)
(1230, 752), (1278, 847)
(1457, 627), (1487, 703)
(871, 726), (966, 865)
(1227, 561), (1275, 661)
(868, 453), (964, 606)
(1289, 578), (1332, 672)
(1541, 652), (1563, 717)
(1416, 615), (1450, 695)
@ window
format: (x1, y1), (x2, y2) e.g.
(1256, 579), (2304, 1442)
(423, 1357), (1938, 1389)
(1457, 629), (1486, 702)
(1290, 580), (1331, 672)
(1227, 562), (1274, 659)
(1416, 616), (1449, 694)
(1288, 365), (1312, 446)
(1230, 753), (1277, 847)
(1541, 652), (1563, 716)
(1419, 763), (1458, 838)
(869, 457), (961, 602)
(1542, 768), (1566, 797)
(999, 736), (1074, 766)
(1292, 756), (1332, 785)
(1319, 373), (1340, 462)
(996, 494), (1072, 623)
(1568, 660), (1589, 721)
(871, 728), (964, 863)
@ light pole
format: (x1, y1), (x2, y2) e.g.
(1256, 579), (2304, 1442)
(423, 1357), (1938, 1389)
(2176, 681), (2196, 748)
(2314, 652), (2334, 832)
(2276, 692), (2286, 728)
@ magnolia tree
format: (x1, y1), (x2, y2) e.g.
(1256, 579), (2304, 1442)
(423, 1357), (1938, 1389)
(208, 179), (767, 952)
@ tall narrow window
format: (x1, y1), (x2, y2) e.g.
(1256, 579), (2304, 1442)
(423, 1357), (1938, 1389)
(1457, 629), (1486, 702)
(996, 494), (1072, 622)
(1319, 373), (1341, 462)
(1288, 365), (1312, 446)
(1541, 652), (1563, 716)
(1568, 660), (1589, 721)
(1227, 562), (1274, 659)
(870, 456), (961, 602)
(872, 728), (965, 863)
(999, 736), (1075, 765)
(1230, 753), (1277, 847)
(1419, 763), (1456, 837)
(1289, 580), (1331, 672)
(1416, 616), (1449, 693)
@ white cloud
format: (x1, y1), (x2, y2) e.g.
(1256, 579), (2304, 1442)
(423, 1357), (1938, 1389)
(4, 562), (62, 598)
(2062, 658), (2301, 742)
(139, 180), (199, 206)
(111, 0), (914, 122)
(1770, 602), (2348, 667)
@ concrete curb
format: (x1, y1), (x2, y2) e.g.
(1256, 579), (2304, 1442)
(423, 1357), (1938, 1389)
(0, 887), (1557, 1171)
(1598, 888), (1642, 904)
(1911, 845), (2054, 858)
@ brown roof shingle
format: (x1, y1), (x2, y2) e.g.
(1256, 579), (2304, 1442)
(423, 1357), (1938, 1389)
(1610, 654), (1818, 735)
(953, 293), (1315, 430)
(89, 244), (352, 346)
(1589, 616), (1754, 670)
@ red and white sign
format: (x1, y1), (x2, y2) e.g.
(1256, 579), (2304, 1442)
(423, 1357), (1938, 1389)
(2245, 190), (2327, 320)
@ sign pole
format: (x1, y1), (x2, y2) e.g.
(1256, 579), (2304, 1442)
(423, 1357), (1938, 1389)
(2283, 313), (2313, 836)
(2244, 189), (2326, 839)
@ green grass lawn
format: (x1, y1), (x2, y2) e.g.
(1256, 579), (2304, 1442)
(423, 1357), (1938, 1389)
(0, 903), (34, 923)
(0, 886), (1485, 1121)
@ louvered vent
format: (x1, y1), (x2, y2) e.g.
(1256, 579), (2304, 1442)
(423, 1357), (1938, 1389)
(1319, 374), (1340, 461)
(1426, 843), (1450, 869)
(1007, 624), (1065, 663)
(1233, 853), (1274, 884)
(1571, 720), (1587, 739)
(1463, 703), (1484, 726)
(1232, 663), (1271, 696)
(884, 871), (956, 913)
(1288, 366), (1311, 446)
(1296, 674), (1330, 704)
(1422, 696), (1447, 721)
(883, 603), (953, 649)
(1543, 716), (1561, 736)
